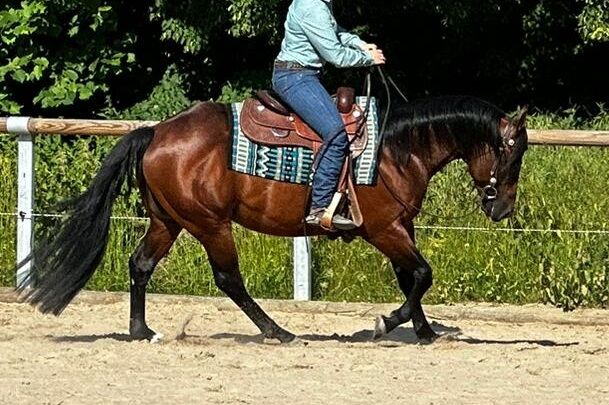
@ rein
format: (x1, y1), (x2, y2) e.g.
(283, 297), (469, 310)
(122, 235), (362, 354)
(353, 65), (409, 143)
(302, 66), (515, 226)
(376, 66), (408, 138)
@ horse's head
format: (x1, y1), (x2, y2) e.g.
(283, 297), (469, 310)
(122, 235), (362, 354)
(467, 107), (528, 222)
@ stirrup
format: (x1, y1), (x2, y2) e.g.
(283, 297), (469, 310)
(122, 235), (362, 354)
(305, 208), (357, 231)
(330, 214), (357, 231)
(305, 193), (357, 231)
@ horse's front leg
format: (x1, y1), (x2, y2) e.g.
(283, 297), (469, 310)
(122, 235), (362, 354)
(366, 221), (438, 342)
(378, 256), (437, 341)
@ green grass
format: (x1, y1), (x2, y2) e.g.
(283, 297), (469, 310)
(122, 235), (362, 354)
(0, 137), (16, 287)
(1, 108), (608, 308)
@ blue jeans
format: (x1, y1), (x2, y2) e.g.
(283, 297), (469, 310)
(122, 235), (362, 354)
(272, 67), (348, 209)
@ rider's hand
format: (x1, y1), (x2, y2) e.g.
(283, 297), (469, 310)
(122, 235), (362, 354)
(368, 48), (386, 65)
(358, 42), (386, 65)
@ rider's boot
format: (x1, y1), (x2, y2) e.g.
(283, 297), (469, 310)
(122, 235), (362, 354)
(305, 207), (357, 231)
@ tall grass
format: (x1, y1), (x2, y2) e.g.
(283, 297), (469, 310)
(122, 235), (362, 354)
(0, 137), (16, 287)
(0, 107), (608, 308)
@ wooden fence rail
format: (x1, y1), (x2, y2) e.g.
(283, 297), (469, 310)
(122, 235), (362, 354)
(1, 117), (609, 146)
(527, 130), (609, 146)
(1, 115), (608, 298)
(0, 118), (158, 136)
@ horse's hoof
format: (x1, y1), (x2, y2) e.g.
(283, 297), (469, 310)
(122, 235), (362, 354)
(372, 316), (387, 340)
(278, 331), (297, 344)
(129, 323), (159, 342)
(265, 327), (297, 344)
(416, 327), (438, 344)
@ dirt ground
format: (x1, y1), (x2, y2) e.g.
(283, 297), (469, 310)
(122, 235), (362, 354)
(1, 289), (608, 405)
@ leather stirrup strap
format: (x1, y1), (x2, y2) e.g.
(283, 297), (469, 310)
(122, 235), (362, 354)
(340, 155), (363, 226)
(321, 192), (344, 230)
(347, 178), (363, 227)
(337, 156), (351, 194)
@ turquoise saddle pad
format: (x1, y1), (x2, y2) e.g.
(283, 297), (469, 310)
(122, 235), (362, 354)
(230, 97), (381, 185)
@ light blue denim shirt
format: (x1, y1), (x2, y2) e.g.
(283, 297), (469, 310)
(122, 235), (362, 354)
(276, 0), (374, 68)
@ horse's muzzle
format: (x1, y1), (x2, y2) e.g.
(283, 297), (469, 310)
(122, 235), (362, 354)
(489, 201), (515, 222)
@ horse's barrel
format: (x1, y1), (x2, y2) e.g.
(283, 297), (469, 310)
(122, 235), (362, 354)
(336, 87), (355, 114)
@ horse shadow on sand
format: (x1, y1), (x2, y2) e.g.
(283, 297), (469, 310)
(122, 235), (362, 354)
(207, 321), (579, 347)
(51, 320), (579, 347)
(53, 333), (137, 343)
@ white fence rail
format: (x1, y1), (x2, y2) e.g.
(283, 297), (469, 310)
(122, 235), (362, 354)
(1, 116), (609, 298)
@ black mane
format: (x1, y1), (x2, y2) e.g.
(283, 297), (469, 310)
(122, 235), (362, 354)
(382, 95), (506, 167)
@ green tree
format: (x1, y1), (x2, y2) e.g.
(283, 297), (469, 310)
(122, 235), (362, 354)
(1, 0), (607, 118)
(0, 1), (140, 114)
(578, 0), (609, 42)
(0, 0), (286, 116)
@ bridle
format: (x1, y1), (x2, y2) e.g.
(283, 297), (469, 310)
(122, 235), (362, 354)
(481, 122), (517, 202)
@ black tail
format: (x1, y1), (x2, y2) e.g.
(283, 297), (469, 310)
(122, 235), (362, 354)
(16, 127), (155, 315)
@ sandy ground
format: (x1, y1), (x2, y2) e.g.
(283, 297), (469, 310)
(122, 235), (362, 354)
(1, 289), (608, 405)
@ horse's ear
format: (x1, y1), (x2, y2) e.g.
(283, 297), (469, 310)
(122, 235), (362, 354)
(500, 117), (510, 132)
(513, 105), (528, 129)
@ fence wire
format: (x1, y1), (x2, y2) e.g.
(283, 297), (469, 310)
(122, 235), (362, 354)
(1, 211), (608, 235)
(0, 212), (148, 222)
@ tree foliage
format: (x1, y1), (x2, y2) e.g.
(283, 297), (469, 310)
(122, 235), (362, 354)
(579, 0), (609, 42)
(0, 1), (140, 114)
(1, 0), (607, 117)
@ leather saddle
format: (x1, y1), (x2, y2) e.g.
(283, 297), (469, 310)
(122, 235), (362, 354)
(238, 87), (369, 230)
(240, 87), (368, 158)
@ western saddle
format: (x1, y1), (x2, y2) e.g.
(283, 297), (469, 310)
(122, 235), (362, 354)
(239, 87), (369, 230)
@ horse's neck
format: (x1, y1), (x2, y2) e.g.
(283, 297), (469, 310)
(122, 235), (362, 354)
(377, 142), (460, 218)
(412, 139), (460, 179)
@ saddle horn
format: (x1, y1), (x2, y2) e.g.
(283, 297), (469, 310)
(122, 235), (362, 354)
(336, 87), (355, 114)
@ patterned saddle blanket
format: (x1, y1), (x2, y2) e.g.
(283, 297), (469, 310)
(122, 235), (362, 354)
(229, 97), (381, 185)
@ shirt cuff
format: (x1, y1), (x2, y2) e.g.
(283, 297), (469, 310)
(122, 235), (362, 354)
(352, 38), (367, 50)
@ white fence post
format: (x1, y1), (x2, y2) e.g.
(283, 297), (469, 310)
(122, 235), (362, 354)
(293, 237), (312, 300)
(7, 117), (34, 288)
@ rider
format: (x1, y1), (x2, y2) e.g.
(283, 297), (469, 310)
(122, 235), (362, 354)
(272, 0), (386, 230)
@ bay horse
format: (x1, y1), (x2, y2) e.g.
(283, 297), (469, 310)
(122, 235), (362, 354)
(17, 95), (528, 343)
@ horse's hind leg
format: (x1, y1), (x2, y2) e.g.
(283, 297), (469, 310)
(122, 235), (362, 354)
(196, 224), (296, 343)
(129, 215), (181, 340)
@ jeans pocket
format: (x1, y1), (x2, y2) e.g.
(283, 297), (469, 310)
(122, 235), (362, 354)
(272, 69), (291, 93)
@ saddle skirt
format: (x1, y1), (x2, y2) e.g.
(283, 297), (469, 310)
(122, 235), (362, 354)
(240, 89), (368, 158)
(229, 95), (381, 186)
